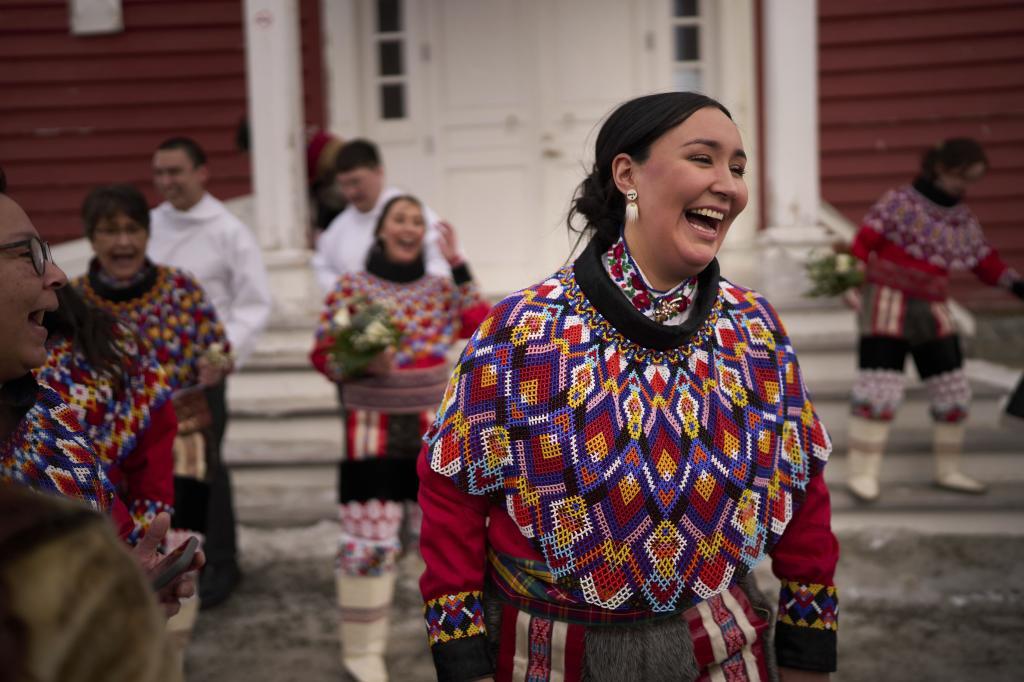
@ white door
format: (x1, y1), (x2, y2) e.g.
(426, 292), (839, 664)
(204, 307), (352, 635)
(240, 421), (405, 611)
(356, 0), (669, 294)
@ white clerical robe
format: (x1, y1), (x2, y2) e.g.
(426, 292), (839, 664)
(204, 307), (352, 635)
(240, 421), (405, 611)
(148, 193), (272, 368)
(311, 186), (451, 293)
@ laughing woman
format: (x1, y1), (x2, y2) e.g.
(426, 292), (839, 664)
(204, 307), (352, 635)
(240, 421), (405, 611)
(310, 195), (489, 682)
(71, 184), (231, 544)
(418, 93), (839, 681)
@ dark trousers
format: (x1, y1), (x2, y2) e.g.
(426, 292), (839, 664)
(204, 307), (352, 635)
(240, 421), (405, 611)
(203, 381), (238, 567)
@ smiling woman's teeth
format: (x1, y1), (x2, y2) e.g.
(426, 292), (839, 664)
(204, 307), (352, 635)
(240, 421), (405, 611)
(691, 207), (724, 221)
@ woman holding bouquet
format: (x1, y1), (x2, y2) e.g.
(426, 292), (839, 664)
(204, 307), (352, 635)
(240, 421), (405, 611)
(310, 195), (489, 682)
(418, 93), (839, 681)
(844, 138), (1024, 502)
(71, 183), (231, 646)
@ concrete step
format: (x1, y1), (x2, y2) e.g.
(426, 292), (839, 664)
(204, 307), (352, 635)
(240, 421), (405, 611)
(223, 369), (1019, 467)
(230, 449), (1024, 529)
(225, 359), (1009, 420)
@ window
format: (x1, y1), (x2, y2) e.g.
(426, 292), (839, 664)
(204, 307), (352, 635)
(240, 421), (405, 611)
(671, 0), (705, 92)
(374, 0), (407, 119)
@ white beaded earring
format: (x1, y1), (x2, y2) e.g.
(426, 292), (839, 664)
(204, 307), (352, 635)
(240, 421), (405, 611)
(625, 189), (639, 226)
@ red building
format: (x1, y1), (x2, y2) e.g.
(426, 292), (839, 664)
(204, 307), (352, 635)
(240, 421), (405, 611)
(819, 0), (1024, 311)
(0, 0), (324, 244)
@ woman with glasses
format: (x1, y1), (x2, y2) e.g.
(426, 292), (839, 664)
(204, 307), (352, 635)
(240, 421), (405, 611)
(0, 174), (119, 521)
(0, 166), (197, 682)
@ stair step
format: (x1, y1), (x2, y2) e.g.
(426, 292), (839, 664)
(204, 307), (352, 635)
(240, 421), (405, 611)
(228, 450), (1024, 529)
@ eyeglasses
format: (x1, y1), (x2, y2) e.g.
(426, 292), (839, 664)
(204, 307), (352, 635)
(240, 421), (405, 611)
(0, 236), (55, 276)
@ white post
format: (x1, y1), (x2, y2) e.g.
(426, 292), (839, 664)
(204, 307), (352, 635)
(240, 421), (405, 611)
(758, 0), (830, 302)
(244, 0), (309, 252)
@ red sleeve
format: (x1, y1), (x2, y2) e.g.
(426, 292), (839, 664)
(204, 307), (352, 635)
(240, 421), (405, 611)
(458, 302), (491, 340)
(972, 247), (1014, 288)
(769, 470), (839, 672)
(309, 336), (336, 379)
(110, 496), (135, 542)
(118, 400), (177, 544)
(450, 263), (491, 340)
(850, 224), (888, 262)
(417, 447), (494, 681)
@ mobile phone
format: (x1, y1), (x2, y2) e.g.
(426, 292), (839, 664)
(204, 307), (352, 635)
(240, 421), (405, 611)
(151, 536), (200, 591)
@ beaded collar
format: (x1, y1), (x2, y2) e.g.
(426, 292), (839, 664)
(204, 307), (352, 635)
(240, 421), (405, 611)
(602, 231), (698, 325)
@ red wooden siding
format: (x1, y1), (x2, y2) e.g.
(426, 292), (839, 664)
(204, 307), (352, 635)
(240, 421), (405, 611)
(300, 0), (326, 131)
(0, 0), (250, 244)
(819, 0), (1024, 311)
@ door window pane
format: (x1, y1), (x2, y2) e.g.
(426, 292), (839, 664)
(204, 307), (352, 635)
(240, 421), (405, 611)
(379, 41), (404, 76)
(674, 25), (699, 61)
(381, 84), (406, 119)
(674, 0), (698, 17)
(377, 0), (401, 33)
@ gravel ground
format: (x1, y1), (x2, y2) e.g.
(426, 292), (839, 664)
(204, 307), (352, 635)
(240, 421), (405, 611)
(185, 522), (1024, 682)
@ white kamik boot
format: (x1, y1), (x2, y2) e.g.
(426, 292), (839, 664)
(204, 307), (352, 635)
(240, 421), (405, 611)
(933, 422), (987, 494)
(337, 572), (395, 682)
(846, 416), (890, 502)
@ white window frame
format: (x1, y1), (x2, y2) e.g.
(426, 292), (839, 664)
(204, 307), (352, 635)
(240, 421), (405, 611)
(669, 0), (719, 96)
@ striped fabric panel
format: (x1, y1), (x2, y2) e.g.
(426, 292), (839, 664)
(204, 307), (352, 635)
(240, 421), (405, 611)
(686, 585), (769, 682)
(870, 284), (905, 337)
(498, 604), (584, 682)
(346, 410), (389, 460)
(494, 585), (767, 681)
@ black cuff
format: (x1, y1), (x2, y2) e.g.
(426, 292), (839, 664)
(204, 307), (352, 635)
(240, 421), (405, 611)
(1011, 279), (1024, 300)
(452, 263), (473, 286)
(774, 622), (837, 672)
(431, 635), (494, 682)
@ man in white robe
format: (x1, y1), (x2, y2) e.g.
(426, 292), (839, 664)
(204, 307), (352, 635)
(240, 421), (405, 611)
(149, 136), (272, 608)
(311, 138), (450, 293)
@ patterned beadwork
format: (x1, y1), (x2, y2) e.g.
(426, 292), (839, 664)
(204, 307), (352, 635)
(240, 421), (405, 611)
(862, 185), (990, 271)
(0, 384), (114, 512)
(427, 266), (831, 615)
(778, 581), (838, 631)
(603, 234), (697, 324)
(424, 590), (487, 645)
(38, 333), (172, 469)
(73, 266), (229, 390)
(127, 498), (174, 545)
(314, 271), (483, 374)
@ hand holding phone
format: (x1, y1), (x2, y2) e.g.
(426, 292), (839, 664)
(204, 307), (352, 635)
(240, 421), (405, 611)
(151, 536), (200, 591)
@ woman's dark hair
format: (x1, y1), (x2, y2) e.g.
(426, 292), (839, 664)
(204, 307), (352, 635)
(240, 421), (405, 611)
(374, 194), (422, 236)
(0, 166), (6, 194)
(567, 92), (733, 252)
(920, 138), (987, 180)
(44, 287), (132, 392)
(80, 184), (150, 239)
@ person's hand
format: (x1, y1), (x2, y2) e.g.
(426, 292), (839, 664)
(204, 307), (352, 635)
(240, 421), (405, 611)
(365, 347), (395, 376)
(779, 667), (829, 682)
(197, 355), (233, 387)
(436, 221), (465, 268)
(842, 287), (862, 313)
(131, 512), (206, 618)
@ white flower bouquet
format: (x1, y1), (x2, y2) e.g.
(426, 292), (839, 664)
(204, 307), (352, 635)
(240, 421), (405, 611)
(805, 251), (864, 298)
(329, 299), (401, 378)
